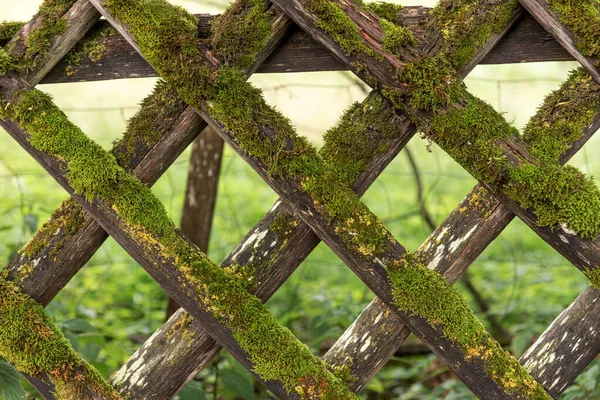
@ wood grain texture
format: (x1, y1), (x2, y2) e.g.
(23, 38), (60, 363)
(37, 10), (574, 85)
(520, 286), (600, 397)
(519, 0), (600, 83)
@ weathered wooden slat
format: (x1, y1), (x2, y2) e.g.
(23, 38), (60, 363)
(520, 285), (600, 397)
(36, 10), (572, 85)
(519, 0), (600, 83)
(1, 0), (100, 93)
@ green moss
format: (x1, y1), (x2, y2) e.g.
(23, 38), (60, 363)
(548, 0), (600, 58)
(0, 21), (25, 45)
(0, 278), (121, 399)
(366, 2), (403, 23)
(1, 85), (355, 399)
(210, 0), (272, 70)
(428, 96), (516, 183)
(583, 267), (600, 289)
(505, 164), (600, 238)
(19, 198), (85, 260)
(0, 47), (18, 74)
(321, 92), (398, 187)
(305, 0), (371, 56)
(430, 0), (519, 69)
(113, 79), (187, 169)
(398, 56), (466, 112)
(389, 256), (549, 399)
(523, 68), (600, 165)
(65, 25), (117, 76)
(380, 18), (417, 56)
(15, 0), (76, 71)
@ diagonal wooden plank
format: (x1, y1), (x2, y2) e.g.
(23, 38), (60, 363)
(88, 0), (554, 397)
(519, 0), (600, 83)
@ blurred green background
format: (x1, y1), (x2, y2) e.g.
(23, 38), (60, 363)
(1, 0), (600, 399)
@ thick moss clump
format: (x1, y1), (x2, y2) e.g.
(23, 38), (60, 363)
(0, 278), (121, 399)
(398, 56), (466, 111)
(548, 0), (600, 58)
(380, 18), (417, 56)
(0, 21), (25, 44)
(430, 0), (519, 69)
(210, 0), (272, 70)
(366, 2), (403, 23)
(305, 0), (371, 56)
(523, 68), (600, 165)
(1, 86), (355, 399)
(321, 92), (398, 187)
(505, 164), (600, 238)
(389, 256), (549, 399)
(0, 48), (17, 74)
(428, 96), (516, 183)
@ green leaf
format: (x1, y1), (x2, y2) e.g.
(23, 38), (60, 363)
(177, 380), (207, 400)
(221, 367), (256, 400)
(63, 318), (97, 333)
(0, 360), (25, 400)
(511, 332), (531, 357)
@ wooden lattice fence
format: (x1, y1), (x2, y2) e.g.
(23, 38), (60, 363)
(1, 0), (600, 399)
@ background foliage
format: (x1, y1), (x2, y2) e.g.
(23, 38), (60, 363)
(2, 0), (600, 398)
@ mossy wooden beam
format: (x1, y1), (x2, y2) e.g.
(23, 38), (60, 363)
(88, 0), (549, 397)
(520, 0), (600, 83)
(0, 0), (100, 92)
(5, 12), (571, 84)
(0, 278), (122, 400)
